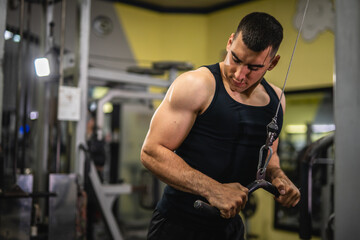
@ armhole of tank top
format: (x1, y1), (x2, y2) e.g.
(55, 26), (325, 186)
(197, 65), (220, 118)
(262, 79), (281, 104)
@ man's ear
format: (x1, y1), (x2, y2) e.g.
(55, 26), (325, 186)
(226, 33), (235, 51)
(268, 55), (280, 71)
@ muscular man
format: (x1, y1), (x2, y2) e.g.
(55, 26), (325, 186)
(141, 12), (300, 240)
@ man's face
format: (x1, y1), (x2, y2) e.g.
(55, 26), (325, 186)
(223, 32), (279, 93)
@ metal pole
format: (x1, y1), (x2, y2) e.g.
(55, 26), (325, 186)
(0, 0), (8, 191)
(55, 0), (67, 173)
(20, 2), (32, 174)
(33, 0), (53, 197)
(75, 0), (91, 178)
(0, 0), (8, 147)
(14, 0), (25, 180)
(335, 0), (360, 239)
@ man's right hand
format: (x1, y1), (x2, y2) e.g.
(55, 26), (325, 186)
(207, 182), (249, 219)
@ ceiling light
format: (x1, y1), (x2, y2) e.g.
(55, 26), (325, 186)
(34, 58), (51, 77)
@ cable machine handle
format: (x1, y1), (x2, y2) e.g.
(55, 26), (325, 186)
(194, 181), (280, 216)
(247, 180), (280, 197)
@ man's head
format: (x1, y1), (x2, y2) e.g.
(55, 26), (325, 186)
(234, 12), (283, 57)
(222, 12), (283, 94)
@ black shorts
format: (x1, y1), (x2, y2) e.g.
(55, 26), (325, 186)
(147, 209), (245, 240)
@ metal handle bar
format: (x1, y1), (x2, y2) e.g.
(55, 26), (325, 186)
(247, 180), (280, 197)
(193, 199), (221, 216)
(194, 180), (280, 216)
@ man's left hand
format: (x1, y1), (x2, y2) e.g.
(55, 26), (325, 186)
(272, 176), (300, 207)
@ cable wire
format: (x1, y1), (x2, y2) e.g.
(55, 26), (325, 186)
(274, 0), (310, 121)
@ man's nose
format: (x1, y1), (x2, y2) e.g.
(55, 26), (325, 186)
(235, 64), (250, 80)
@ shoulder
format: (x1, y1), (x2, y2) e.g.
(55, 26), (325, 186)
(165, 66), (215, 114)
(178, 66), (215, 89)
(268, 82), (282, 97)
(268, 82), (286, 111)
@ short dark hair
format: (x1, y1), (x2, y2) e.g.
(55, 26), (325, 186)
(234, 12), (283, 55)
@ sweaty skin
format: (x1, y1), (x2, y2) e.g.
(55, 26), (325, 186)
(141, 32), (300, 219)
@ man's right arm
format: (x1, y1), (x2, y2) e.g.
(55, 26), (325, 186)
(140, 69), (248, 218)
(141, 69), (216, 195)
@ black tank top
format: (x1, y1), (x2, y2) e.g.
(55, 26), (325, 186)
(157, 63), (283, 227)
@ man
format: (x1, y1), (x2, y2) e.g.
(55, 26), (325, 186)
(141, 12), (300, 240)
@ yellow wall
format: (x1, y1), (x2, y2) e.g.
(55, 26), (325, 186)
(114, 4), (208, 68)
(115, 0), (334, 90)
(207, 0), (334, 90)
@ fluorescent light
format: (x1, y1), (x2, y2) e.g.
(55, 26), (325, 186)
(34, 58), (51, 77)
(285, 124), (335, 134)
(103, 102), (113, 113)
(312, 124), (335, 133)
(92, 86), (109, 99)
(285, 124), (307, 134)
(13, 34), (21, 42)
(4, 30), (13, 40)
(29, 111), (39, 120)
(89, 102), (97, 112)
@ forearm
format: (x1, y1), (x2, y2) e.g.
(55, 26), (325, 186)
(266, 164), (287, 182)
(141, 144), (220, 199)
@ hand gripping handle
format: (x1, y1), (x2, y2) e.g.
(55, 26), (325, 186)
(193, 180), (280, 216)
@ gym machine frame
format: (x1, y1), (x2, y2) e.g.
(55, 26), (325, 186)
(299, 132), (334, 240)
(84, 62), (192, 240)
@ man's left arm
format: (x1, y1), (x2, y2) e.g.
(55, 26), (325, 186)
(266, 140), (301, 207)
(266, 84), (300, 207)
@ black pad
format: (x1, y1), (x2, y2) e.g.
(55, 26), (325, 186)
(153, 61), (193, 71)
(127, 66), (165, 76)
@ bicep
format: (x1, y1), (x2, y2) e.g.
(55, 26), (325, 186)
(146, 99), (197, 151)
(144, 73), (210, 151)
